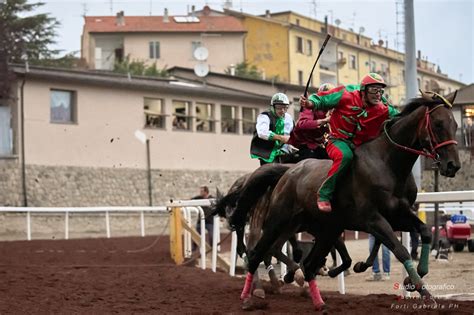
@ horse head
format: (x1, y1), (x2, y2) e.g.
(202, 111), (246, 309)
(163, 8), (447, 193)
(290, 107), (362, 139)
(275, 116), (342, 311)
(419, 90), (461, 177)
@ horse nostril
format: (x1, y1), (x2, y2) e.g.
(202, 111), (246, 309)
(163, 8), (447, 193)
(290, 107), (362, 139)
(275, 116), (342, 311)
(447, 161), (460, 173)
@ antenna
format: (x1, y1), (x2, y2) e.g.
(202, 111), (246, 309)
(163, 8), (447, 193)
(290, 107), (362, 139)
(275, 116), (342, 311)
(149, 0), (152, 15)
(110, 0), (113, 14)
(82, 2), (88, 17)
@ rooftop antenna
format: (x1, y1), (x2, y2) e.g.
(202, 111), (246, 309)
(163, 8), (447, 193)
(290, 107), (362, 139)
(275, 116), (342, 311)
(81, 2), (88, 17)
(149, 0), (152, 15)
(109, 0), (113, 14)
(311, 0), (317, 19)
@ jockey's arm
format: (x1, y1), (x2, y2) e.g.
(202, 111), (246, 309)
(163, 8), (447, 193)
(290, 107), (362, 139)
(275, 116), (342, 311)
(296, 109), (328, 130)
(256, 114), (289, 143)
(306, 87), (345, 111)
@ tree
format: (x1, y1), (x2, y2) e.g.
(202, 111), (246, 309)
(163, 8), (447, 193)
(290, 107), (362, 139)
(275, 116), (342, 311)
(0, 0), (60, 63)
(113, 57), (169, 78)
(225, 61), (263, 80)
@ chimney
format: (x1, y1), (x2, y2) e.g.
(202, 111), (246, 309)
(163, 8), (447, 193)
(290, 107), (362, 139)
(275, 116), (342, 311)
(191, 5), (195, 17)
(324, 15), (328, 34)
(202, 5), (211, 16)
(417, 50), (421, 60)
(229, 64), (236, 76)
(116, 11), (125, 26)
(265, 10), (271, 18)
(163, 8), (169, 23)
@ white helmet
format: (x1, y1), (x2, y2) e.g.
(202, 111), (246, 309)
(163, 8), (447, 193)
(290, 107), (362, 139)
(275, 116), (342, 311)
(271, 93), (290, 106)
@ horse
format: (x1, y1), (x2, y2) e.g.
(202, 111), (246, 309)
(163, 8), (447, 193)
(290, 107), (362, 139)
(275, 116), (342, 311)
(231, 91), (460, 310)
(213, 164), (354, 299)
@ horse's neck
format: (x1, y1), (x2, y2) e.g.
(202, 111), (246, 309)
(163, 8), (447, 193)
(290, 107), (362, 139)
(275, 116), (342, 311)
(371, 107), (426, 179)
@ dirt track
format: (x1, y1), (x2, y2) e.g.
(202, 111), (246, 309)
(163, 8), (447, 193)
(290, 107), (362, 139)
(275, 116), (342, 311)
(0, 236), (473, 314)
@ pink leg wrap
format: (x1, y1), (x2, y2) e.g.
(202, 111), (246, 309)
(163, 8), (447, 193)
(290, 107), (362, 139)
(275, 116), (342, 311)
(240, 272), (254, 300)
(308, 280), (325, 310)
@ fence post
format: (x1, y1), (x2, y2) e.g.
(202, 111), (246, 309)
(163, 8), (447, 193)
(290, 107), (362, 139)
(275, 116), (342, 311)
(65, 211), (69, 240)
(105, 211), (111, 238)
(140, 210), (145, 237)
(26, 211), (31, 241)
(169, 207), (184, 264)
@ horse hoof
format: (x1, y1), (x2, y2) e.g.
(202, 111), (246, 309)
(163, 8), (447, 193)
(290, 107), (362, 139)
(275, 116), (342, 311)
(295, 269), (305, 287)
(318, 266), (329, 276)
(314, 302), (326, 311)
(242, 297), (268, 311)
(403, 277), (417, 292)
(283, 272), (295, 284)
(252, 288), (265, 299)
(353, 261), (367, 273)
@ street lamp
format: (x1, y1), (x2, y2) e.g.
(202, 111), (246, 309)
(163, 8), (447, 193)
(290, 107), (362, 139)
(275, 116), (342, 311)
(134, 129), (153, 206)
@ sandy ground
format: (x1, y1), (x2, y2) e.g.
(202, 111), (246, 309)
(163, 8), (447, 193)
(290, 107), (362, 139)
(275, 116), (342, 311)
(0, 234), (473, 314)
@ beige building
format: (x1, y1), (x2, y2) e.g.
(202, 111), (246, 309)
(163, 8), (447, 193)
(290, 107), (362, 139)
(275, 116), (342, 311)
(226, 9), (465, 106)
(81, 6), (246, 73)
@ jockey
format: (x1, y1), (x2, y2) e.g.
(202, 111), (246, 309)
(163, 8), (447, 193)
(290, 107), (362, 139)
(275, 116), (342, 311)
(299, 73), (399, 212)
(287, 83), (335, 161)
(250, 92), (294, 165)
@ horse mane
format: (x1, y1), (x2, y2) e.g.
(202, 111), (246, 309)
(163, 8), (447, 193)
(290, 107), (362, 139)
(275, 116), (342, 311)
(384, 96), (448, 129)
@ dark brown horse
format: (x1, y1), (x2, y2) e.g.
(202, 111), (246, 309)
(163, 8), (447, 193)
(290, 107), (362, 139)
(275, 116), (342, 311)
(231, 91), (460, 310)
(213, 164), (353, 299)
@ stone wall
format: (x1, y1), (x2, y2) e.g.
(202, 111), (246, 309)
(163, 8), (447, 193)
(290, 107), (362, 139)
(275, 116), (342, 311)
(421, 149), (473, 192)
(1, 149), (472, 207)
(0, 161), (247, 207)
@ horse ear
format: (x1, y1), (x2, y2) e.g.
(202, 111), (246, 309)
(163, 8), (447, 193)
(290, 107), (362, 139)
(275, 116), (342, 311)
(446, 90), (457, 105)
(420, 89), (434, 100)
(216, 188), (223, 200)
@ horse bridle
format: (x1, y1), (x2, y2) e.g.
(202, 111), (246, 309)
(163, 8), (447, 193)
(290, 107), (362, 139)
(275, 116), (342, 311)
(384, 96), (457, 161)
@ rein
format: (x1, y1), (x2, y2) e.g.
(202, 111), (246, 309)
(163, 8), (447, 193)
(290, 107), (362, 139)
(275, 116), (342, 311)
(383, 104), (457, 160)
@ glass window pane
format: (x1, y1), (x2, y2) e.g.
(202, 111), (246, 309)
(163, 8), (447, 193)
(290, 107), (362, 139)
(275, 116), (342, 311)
(242, 107), (258, 135)
(50, 90), (73, 122)
(196, 102), (214, 132)
(221, 105), (238, 134)
(149, 42), (154, 58)
(144, 98), (164, 129)
(172, 100), (191, 130)
(462, 105), (474, 147)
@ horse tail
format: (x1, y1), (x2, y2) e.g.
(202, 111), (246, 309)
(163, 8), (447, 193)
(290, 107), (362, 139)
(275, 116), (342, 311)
(228, 163), (291, 230)
(210, 174), (250, 218)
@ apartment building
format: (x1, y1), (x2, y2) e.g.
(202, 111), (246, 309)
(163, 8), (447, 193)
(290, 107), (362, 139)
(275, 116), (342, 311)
(226, 9), (465, 105)
(81, 6), (246, 74)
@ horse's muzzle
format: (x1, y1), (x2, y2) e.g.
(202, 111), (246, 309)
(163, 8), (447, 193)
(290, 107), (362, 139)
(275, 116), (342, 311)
(440, 160), (461, 177)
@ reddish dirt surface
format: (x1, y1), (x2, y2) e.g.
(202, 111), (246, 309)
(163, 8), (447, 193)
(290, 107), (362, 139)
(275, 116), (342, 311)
(0, 236), (473, 314)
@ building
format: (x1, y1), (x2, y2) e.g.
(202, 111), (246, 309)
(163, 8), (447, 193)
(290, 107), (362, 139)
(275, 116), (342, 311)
(0, 65), (314, 207)
(81, 6), (246, 73)
(225, 9), (465, 105)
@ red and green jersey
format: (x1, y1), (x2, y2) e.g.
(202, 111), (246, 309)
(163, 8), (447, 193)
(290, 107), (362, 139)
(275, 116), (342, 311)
(309, 84), (399, 147)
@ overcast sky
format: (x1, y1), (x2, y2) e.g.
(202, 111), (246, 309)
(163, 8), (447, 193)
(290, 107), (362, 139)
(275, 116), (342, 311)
(33, 0), (473, 84)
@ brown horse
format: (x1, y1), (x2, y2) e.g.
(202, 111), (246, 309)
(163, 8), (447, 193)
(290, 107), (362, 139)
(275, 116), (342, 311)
(213, 164), (353, 299)
(231, 91), (460, 310)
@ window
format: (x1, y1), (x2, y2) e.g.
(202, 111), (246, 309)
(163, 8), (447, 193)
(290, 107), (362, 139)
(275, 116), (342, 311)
(221, 105), (238, 134)
(296, 36), (303, 53)
(349, 55), (357, 69)
(417, 78), (421, 89)
(370, 60), (376, 72)
(381, 64), (387, 75)
(462, 105), (474, 147)
(191, 41), (202, 58)
(296, 19), (300, 26)
(242, 107), (259, 135)
(149, 41), (160, 59)
(172, 100), (192, 131)
(144, 98), (165, 129)
(298, 70), (304, 86)
(306, 39), (312, 56)
(50, 89), (75, 123)
(195, 102), (215, 132)
(338, 51), (344, 61)
(0, 106), (12, 155)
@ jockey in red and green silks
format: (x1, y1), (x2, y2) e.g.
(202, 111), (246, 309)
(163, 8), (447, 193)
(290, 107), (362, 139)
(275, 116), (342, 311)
(300, 73), (399, 212)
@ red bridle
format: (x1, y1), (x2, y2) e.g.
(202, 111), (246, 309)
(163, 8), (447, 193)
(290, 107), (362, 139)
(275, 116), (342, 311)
(384, 104), (458, 160)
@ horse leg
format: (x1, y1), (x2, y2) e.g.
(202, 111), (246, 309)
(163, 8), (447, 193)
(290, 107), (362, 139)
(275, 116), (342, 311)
(247, 226), (266, 299)
(302, 231), (341, 311)
(263, 254), (282, 294)
(236, 226), (247, 259)
(368, 214), (434, 300)
(289, 235), (303, 263)
(353, 238), (382, 273)
(327, 236), (353, 278)
(242, 216), (291, 302)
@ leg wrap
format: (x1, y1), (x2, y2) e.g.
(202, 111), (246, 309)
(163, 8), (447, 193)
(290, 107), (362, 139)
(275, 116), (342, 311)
(308, 279), (325, 309)
(417, 244), (430, 277)
(240, 272), (254, 300)
(403, 260), (423, 289)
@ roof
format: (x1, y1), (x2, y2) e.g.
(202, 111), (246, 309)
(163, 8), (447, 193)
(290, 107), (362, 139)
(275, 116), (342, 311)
(10, 65), (267, 103)
(84, 15), (246, 33)
(446, 83), (474, 105)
